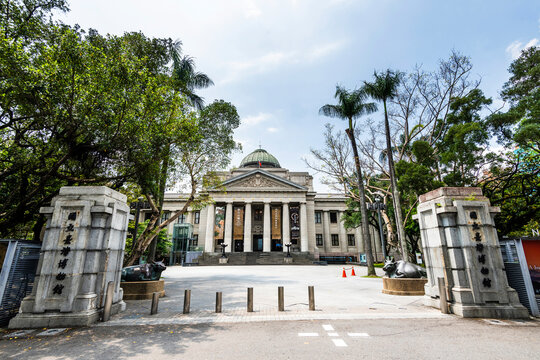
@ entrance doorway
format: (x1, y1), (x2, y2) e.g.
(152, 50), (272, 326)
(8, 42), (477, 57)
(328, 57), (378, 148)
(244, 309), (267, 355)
(252, 236), (263, 251)
(234, 240), (244, 252)
(271, 239), (282, 252)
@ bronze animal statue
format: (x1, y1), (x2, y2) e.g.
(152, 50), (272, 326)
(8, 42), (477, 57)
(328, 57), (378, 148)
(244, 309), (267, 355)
(121, 261), (166, 282)
(383, 259), (426, 278)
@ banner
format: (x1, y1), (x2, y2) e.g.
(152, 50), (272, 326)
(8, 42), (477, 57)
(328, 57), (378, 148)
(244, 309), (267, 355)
(290, 205), (300, 243)
(214, 206), (225, 240)
(523, 240), (540, 296)
(233, 206), (244, 240)
(271, 207), (281, 239)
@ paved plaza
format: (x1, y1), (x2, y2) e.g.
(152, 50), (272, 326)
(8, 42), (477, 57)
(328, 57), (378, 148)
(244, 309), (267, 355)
(104, 265), (445, 326)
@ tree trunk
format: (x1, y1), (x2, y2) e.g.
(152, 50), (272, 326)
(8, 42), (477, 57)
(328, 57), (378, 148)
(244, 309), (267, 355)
(345, 121), (375, 276)
(383, 101), (410, 261)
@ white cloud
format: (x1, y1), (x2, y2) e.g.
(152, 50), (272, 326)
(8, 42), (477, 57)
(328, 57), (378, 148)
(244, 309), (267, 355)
(243, 0), (262, 18)
(220, 40), (347, 84)
(506, 38), (539, 59)
(241, 112), (273, 126)
(266, 127), (279, 133)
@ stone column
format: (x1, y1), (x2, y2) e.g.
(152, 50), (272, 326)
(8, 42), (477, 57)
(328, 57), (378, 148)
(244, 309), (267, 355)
(282, 202), (290, 252)
(263, 201), (271, 252)
(323, 211), (331, 252)
(224, 202), (233, 253)
(339, 211), (348, 254)
(300, 202), (308, 252)
(244, 202), (252, 252)
(204, 204), (215, 252)
(356, 227), (364, 253)
(9, 186), (129, 329)
(186, 209), (193, 224)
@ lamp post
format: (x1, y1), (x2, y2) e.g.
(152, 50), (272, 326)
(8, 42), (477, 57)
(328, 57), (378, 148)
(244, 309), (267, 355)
(285, 243), (292, 258)
(220, 243), (228, 258)
(131, 196), (144, 253)
(374, 193), (387, 261)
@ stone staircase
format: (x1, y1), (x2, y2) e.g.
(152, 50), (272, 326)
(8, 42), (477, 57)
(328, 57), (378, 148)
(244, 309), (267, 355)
(197, 252), (315, 265)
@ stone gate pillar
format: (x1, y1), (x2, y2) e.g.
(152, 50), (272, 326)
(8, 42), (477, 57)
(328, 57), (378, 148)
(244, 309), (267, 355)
(10, 186), (130, 328)
(414, 187), (528, 318)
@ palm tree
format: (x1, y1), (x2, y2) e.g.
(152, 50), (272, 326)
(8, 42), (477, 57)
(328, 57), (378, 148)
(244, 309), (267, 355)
(170, 41), (214, 110)
(364, 70), (410, 261)
(320, 86), (378, 276)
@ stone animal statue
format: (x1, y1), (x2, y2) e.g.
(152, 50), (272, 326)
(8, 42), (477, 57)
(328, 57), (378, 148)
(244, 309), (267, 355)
(383, 259), (426, 278)
(121, 261), (166, 282)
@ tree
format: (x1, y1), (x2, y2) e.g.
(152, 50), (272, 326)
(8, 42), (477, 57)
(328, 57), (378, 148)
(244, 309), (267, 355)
(124, 99), (240, 266)
(364, 70), (410, 261)
(319, 86), (377, 275)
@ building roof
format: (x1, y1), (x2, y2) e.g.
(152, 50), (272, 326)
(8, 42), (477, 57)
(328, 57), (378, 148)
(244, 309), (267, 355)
(239, 148), (281, 168)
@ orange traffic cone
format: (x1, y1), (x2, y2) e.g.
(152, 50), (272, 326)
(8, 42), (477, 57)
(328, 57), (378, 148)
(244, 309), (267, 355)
(342, 268), (347, 278)
(351, 267), (356, 276)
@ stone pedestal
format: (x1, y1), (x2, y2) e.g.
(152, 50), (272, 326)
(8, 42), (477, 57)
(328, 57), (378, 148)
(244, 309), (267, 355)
(414, 187), (528, 319)
(121, 280), (165, 300)
(284, 257), (293, 264)
(382, 278), (427, 296)
(9, 186), (130, 328)
(219, 257), (229, 264)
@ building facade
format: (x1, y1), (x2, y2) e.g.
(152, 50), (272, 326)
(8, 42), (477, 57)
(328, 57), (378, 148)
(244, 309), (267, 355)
(158, 148), (383, 260)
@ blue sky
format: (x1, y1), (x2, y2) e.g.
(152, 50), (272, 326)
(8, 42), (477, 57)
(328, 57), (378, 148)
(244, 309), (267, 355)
(59, 0), (539, 192)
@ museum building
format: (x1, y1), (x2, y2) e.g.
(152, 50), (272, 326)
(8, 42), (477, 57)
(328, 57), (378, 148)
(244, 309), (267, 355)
(158, 148), (383, 262)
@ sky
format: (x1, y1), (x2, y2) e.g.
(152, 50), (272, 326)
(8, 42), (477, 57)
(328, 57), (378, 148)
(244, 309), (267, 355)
(58, 0), (540, 193)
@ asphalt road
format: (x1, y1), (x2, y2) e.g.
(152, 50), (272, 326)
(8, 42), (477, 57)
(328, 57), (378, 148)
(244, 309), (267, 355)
(2, 317), (539, 360)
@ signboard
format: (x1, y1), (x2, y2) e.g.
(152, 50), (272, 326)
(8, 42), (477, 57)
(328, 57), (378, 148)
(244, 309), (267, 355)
(289, 206), (300, 244)
(522, 240), (540, 296)
(214, 206), (225, 240)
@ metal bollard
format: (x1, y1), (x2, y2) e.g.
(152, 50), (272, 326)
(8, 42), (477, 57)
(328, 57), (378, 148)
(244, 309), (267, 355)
(151, 291), (160, 315)
(102, 281), (114, 322)
(216, 292), (222, 313)
(247, 287), (253, 312)
(308, 285), (315, 311)
(278, 286), (284, 311)
(183, 289), (191, 314)
(438, 277), (449, 314)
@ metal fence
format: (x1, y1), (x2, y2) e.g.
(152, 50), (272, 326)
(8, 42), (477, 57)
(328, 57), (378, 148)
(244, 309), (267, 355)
(0, 240), (42, 326)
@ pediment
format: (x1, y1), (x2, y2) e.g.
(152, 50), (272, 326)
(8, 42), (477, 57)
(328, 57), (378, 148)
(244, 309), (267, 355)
(221, 169), (306, 192)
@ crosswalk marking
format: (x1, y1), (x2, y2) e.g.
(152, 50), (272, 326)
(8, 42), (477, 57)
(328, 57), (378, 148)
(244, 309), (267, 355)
(348, 333), (370, 337)
(328, 332), (338, 337)
(322, 324), (334, 331)
(332, 339), (347, 347)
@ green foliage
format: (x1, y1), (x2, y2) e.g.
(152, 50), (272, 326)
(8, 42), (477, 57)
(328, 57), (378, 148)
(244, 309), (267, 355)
(125, 220), (171, 259)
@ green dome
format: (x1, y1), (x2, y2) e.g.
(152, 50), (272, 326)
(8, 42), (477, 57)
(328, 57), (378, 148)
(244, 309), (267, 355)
(240, 148), (281, 168)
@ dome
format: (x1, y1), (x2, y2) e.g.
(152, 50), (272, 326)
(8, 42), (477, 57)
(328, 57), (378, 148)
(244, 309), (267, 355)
(239, 148), (281, 168)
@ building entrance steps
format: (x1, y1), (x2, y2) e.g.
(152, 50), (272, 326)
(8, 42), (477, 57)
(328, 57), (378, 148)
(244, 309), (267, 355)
(198, 252), (315, 265)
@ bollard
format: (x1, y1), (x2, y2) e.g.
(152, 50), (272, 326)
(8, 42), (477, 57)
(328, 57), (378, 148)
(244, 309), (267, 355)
(308, 285), (315, 311)
(216, 292), (222, 313)
(438, 277), (449, 314)
(278, 286), (284, 312)
(183, 289), (191, 314)
(151, 292), (160, 315)
(102, 281), (114, 322)
(247, 287), (253, 312)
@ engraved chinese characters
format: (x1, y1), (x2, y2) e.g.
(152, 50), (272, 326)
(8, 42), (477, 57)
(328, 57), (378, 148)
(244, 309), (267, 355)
(52, 210), (80, 296)
(470, 210), (491, 288)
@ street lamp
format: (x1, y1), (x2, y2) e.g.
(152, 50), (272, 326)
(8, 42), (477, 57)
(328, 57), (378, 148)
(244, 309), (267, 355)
(131, 196), (145, 253)
(367, 193), (387, 261)
(285, 243), (292, 258)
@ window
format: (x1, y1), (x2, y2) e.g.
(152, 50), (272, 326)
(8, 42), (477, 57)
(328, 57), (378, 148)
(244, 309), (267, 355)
(315, 212), (322, 224)
(253, 208), (263, 221)
(330, 212), (338, 223)
(177, 213), (186, 224)
(194, 211), (200, 224)
(347, 234), (355, 246)
(192, 234), (199, 247)
(331, 234), (339, 246)
(160, 211), (170, 222)
(316, 234), (323, 246)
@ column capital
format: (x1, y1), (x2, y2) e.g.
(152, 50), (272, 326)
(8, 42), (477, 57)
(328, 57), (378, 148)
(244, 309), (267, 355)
(282, 201), (289, 205)
(244, 200), (252, 204)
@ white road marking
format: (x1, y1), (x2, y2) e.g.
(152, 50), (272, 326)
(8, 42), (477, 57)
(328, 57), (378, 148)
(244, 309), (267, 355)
(322, 324), (334, 331)
(298, 333), (319, 337)
(332, 339), (347, 347)
(328, 332), (339, 337)
(4, 330), (34, 338)
(37, 328), (67, 336)
(348, 332), (370, 337)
